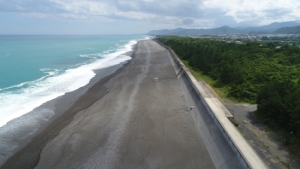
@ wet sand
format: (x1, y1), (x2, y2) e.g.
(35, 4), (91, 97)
(1, 40), (215, 169)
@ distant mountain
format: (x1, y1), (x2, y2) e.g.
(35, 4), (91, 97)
(273, 26), (300, 34)
(148, 28), (185, 35)
(237, 21), (300, 34)
(148, 26), (243, 36)
(181, 26), (244, 35)
(148, 21), (300, 35)
(259, 21), (300, 31)
(294, 20), (300, 24)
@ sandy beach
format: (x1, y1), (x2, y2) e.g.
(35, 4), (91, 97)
(1, 40), (215, 169)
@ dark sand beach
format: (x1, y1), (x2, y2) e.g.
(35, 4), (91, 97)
(1, 40), (215, 169)
(0, 61), (129, 169)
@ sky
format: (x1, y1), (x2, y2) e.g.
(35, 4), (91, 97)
(0, 0), (300, 35)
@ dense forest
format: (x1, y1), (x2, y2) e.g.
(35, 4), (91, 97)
(156, 36), (300, 156)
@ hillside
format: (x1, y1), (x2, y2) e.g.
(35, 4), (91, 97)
(273, 25), (300, 34)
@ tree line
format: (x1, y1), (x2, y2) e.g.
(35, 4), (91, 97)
(157, 36), (300, 153)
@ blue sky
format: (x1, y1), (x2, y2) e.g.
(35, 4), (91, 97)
(1, 0), (300, 35)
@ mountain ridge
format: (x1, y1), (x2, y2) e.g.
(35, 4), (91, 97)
(148, 21), (300, 35)
(273, 26), (300, 34)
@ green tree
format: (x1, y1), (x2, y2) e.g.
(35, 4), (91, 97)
(256, 80), (300, 134)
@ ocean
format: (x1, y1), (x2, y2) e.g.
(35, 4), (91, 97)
(0, 35), (147, 128)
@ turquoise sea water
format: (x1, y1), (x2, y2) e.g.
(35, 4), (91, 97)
(0, 35), (147, 127)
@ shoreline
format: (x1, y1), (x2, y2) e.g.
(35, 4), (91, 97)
(2, 40), (218, 168)
(0, 50), (135, 169)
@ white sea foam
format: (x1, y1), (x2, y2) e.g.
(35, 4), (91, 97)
(0, 69), (61, 93)
(0, 39), (139, 128)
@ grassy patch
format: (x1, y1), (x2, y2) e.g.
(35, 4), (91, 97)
(281, 161), (292, 169)
(181, 60), (238, 102)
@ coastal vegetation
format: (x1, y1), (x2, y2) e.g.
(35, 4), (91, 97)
(156, 36), (300, 158)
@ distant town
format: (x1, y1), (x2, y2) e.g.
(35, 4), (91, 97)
(189, 34), (300, 46)
(150, 21), (300, 47)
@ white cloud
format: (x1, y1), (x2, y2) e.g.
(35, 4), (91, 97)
(0, 0), (300, 34)
(44, 0), (207, 28)
(203, 0), (300, 25)
(49, 0), (112, 16)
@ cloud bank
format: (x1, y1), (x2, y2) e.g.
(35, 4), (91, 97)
(0, 0), (299, 34)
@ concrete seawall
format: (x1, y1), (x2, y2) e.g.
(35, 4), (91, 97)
(155, 40), (268, 169)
